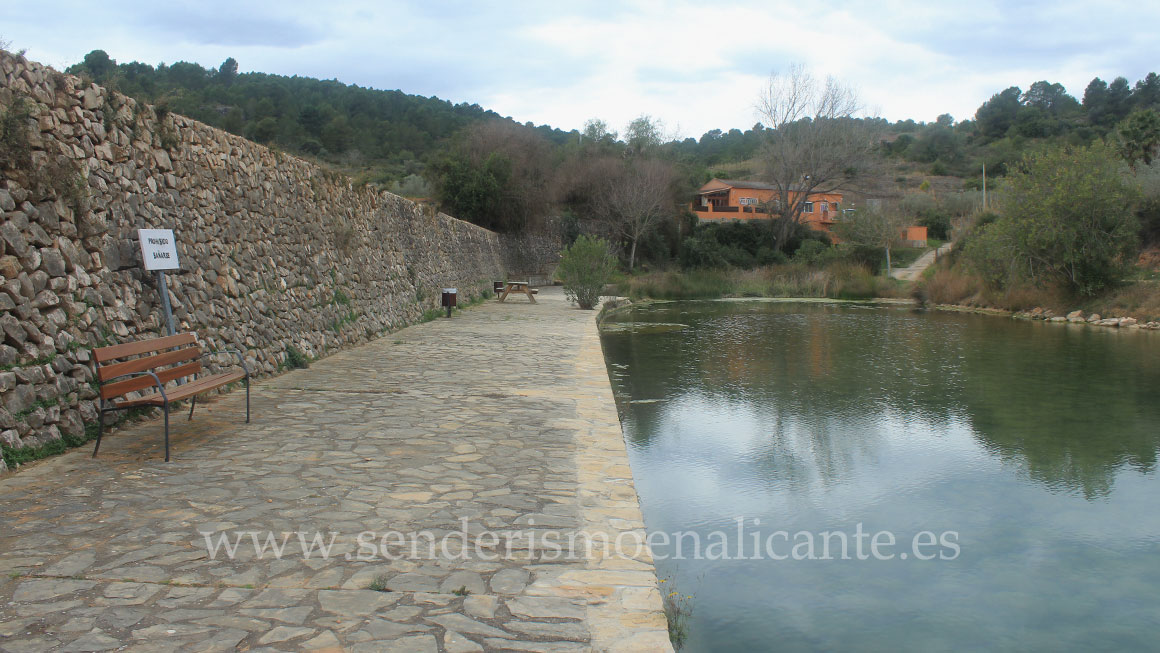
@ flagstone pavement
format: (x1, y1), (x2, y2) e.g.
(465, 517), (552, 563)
(0, 287), (672, 652)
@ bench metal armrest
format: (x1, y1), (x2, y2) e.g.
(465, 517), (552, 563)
(201, 349), (250, 378)
(101, 370), (169, 404)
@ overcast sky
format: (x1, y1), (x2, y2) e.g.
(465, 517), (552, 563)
(6, 1), (1158, 139)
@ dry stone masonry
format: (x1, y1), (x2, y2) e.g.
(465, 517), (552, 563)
(0, 50), (506, 471)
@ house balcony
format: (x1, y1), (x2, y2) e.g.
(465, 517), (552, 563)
(692, 205), (844, 224)
(693, 205), (770, 221)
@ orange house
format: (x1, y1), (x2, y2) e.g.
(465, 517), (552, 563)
(693, 179), (845, 236)
(693, 179), (927, 246)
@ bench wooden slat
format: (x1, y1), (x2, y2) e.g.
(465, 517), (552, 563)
(97, 347), (201, 382)
(115, 371), (245, 408)
(100, 361), (202, 400)
(93, 333), (197, 363)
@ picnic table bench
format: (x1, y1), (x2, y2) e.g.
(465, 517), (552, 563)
(496, 280), (538, 303)
(92, 332), (250, 461)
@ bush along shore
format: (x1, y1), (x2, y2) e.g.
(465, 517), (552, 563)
(916, 252), (1160, 327)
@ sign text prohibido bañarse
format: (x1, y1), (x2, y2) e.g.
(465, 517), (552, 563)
(138, 229), (180, 271)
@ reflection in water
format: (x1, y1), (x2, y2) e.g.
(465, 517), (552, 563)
(601, 301), (1160, 652)
(959, 325), (1160, 499)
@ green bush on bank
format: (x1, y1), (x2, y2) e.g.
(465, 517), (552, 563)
(678, 220), (826, 270)
(962, 142), (1139, 296)
(674, 219), (914, 278)
(558, 235), (617, 309)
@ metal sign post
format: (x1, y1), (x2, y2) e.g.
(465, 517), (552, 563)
(156, 270), (176, 336)
(138, 228), (181, 336)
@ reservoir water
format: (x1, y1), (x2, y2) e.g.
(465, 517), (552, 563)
(600, 300), (1160, 652)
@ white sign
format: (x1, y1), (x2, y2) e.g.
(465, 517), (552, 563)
(138, 229), (180, 271)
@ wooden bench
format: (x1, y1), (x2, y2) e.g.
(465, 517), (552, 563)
(92, 332), (250, 462)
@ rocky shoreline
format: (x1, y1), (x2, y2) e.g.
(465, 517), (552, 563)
(1013, 307), (1160, 330)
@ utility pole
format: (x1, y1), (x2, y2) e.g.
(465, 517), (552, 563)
(982, 163), (987, 210)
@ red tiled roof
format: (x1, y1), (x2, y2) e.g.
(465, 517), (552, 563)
(715, 179), (777, 190)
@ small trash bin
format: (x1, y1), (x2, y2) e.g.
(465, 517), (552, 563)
(493, 280), (505, 295)
(441, 288), (457, 317)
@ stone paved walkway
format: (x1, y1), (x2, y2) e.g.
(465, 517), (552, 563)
(0, 288), (672, 652)
(890, 241), (954, 281)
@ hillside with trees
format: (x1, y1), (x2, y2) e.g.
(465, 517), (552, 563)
(64, 50), (574, 190)
(59, 49), (1160, 318)
(883, 75), (1160, 180)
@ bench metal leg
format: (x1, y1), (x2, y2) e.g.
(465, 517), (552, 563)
(163, 402), (170, 463)
(92, 403), (105, 458)
(188, 396), (197, 421)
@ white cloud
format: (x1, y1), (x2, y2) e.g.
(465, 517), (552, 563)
(6, 0), (1159, 137)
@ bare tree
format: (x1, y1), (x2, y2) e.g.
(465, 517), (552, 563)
(556, 153), (620, 221)
(593, 158), (677, 270)
(757, 63), (881, 250)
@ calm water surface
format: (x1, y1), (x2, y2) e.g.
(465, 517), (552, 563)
(599, 300), (1160, 652)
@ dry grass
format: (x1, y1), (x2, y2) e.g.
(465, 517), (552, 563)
(920, 267), (979, 305)
(1086, 281), (1160, 321)
(919, 261), (1160, 321)
(617, 263), (903, 301)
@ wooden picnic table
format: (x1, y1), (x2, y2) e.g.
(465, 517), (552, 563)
(497, 281), (538, 304)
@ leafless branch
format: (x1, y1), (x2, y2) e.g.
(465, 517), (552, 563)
(755, 64), (879, 249)
(591, 158), (677, 269)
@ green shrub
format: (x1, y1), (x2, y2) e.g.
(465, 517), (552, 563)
(388, 173), (433, 198)
(0, 98), (33, 170)
(755, 246), (788, 266)
(678, 235), (728, 269)
(558, 235), (616, 309)
(964, 143), (1139, 296)
(283, 345), (310, 370)
(792, 240), (829, 265)
(843, 244), (886, 272)
(32, 155), (90, 216)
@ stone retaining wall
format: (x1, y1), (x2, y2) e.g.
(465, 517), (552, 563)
(0, 50), (506, 472)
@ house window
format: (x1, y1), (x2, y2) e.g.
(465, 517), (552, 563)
(819, 202), (828, 212)
(802, 201), (814, 213)
(738, 197), (757, 206)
